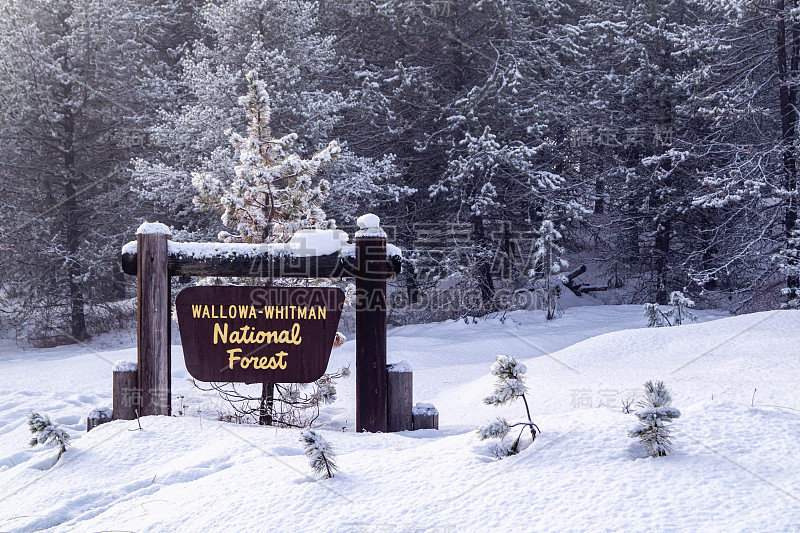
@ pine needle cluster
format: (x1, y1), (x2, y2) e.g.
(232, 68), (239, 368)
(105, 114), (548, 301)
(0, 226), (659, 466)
(192, 70), (341, 245)
(477, 355), (539, 457)
(300, 429), (337, 479)
(629, 380), (681, 457)
(644, 291), (696, 327)
(27, 411), (70, 460)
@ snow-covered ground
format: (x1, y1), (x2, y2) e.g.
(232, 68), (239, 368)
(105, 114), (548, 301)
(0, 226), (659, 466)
(1, 305), (799, 532)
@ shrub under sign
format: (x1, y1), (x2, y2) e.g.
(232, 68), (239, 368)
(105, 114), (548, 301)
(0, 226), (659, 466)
(176, 286), (344, 384)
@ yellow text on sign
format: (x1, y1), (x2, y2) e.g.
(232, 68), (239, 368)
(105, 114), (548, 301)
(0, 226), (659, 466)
(227, 349), (288, 370)
(213, 322), (302, 345)
(192, 305), (327, 320)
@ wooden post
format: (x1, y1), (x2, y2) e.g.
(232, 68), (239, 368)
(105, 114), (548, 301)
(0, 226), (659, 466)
(137, 224), (171, 416)
(113, 361), (138, 420)
(355, 214), (388, 432)
(387, 362), (413, 432)
(412, 403), (439, 430)
(87, 408), (112, 432)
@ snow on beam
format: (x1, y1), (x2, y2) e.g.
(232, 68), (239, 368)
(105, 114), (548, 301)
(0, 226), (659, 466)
(121, 225), (402, 278)
(120, 243), (402, 278)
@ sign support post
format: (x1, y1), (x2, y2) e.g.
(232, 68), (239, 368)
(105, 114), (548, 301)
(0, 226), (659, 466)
(355, 216), (388, 432)
(136, 224), (171, 416)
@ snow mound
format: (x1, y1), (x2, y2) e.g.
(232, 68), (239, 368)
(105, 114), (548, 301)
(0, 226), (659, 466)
(2, 307), (798, 532)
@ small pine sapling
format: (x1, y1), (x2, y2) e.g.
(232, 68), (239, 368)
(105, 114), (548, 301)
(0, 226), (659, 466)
(667, 291), (696, 325)
(300, 429), (337, 479)
(629, 381), (681, 457)
(643, 302), (669, 327)
(531, 219), (569, 320)
(477, 355), (540, 456)
(27, 412), (70, 460)
(644, 291), (696, 327)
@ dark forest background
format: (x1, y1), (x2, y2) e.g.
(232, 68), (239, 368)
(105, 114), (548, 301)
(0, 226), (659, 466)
(2, 0), (799, 343)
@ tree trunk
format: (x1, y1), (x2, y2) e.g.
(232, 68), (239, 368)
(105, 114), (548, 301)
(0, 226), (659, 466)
(259, 382), (274, 425)
(778, 0), (800, 293)
(698, 210), (718, 290)
(654, 218), (671, 305)
(62, 107), (89, 342)
(472, 215), (496, 312)
(502, 220), (514, 279)
(404, 261), (419, 304)
(594, 175), (605, 214)
(546, 243), (555, 320)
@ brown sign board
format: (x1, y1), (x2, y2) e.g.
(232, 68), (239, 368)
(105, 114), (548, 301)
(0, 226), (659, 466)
(175, 286), (344, 384)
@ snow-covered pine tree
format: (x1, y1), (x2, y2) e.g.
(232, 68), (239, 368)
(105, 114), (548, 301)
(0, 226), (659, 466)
(679, 1), (800, 309)
(531, 219), (569, 320)
(27, 412), (70, 460)
(192, 69), (341, 243)
(336, 0), (584, 316)
(132, 0), (412, 236)
(775, 222), (800, 308)
(667, 291), (696, 325)
(644, 291), (696, 327)
(629, 381), (681, 457)
(300, 429), (337, 479)
(477, 355), (539, 456)
(643, 303), (669, 328)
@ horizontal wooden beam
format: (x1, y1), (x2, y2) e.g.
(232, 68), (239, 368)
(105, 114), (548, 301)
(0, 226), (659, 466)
(121, 251), (401, 279)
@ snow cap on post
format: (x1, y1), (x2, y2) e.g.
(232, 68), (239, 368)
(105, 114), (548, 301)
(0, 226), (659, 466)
(412, 403), (438, 416)
(113, 360), (138, 373)
(136, 222), (172, 236)
(89, 407), (113, 419)
(387, 360), (412, 373)
(355, 213), (386, 238)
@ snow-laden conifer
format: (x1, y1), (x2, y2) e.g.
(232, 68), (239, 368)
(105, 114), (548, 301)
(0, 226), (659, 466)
(300, 429), (337, 479)
(775, 222), (800, 308)
(489, 354), (526, 381)
(643, 303), (667, 328)
(668, 292), (696, 325)
(0, 0), (180, 342)
(629, 381), (681, 457)
(193, 70), (341, 244)
(483, 355), (528, 406)
(531, 219), (569, 320)
(476, 418), (511, 441)
(644, 291), (696, 327)
(27, 412), (70, 460)
(477, 355), (539, 456)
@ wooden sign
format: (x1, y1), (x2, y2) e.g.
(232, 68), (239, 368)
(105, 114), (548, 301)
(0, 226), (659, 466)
(175, 286), (344, 384)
